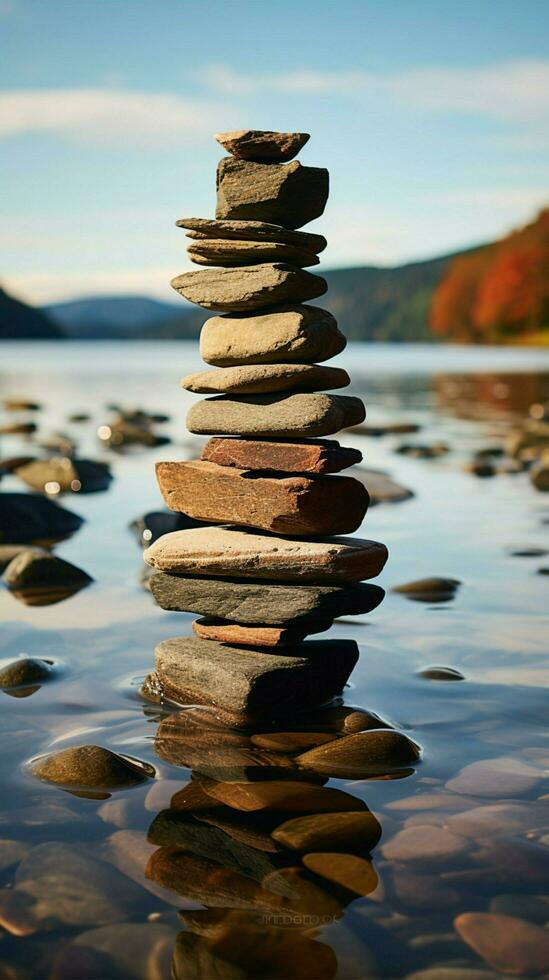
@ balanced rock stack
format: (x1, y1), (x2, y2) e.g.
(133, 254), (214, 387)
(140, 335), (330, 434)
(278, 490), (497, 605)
(142, 129), (389, 728)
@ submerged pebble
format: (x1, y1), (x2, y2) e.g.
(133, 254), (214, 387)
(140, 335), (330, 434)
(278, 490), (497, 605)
(0, 658), (53, 689)
(446, 757), (542, 798)
(392, 577), (460, 602)
(454, 911), (549, 977)
(29, 744), (154, 791)
(296, 729), (421, 778)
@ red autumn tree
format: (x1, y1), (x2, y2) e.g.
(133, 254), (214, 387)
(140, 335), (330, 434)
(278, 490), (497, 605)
(430, 209), (549, 343)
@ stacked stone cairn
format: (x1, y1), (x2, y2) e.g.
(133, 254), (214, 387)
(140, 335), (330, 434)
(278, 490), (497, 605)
(141, 132), (420, 952)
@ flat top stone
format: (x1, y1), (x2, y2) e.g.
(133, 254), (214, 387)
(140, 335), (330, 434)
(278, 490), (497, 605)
(186, 392), (365, 439)
(200, 305), (346, 367)
(201, 437), (361, 474)
(215, 130), (310, 162)
(181, 363), (350, 396)
(172, 263), (326, 313)
(177, 217), (327, 253)
(144, 526), (388, 583)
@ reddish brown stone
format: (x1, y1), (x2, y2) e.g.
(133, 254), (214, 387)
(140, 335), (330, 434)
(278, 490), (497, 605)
(155, 460), (368, 536)
(192, 618), (331, 647)
(201, 437), (362, 474)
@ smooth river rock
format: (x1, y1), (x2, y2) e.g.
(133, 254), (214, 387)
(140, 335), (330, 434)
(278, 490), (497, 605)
(187, 238), (319, 268)
(155, 460), (369, 535)
(151, 636), (359, 726)
(171, 263), (326, 312)
(215, 129), (310, 162)
(0, 658), (53, 689)
(186, 392), (365, 438)
(296, 730), (421, 778)
(381, 825), (469, 865)
(454, 912), (549, 977)
(182, 362), (349, 395)
(144, 526), (389, 583)
(446, 757), (542, 798)
(216, 158), (329, 228)
(177, 217), (327, 253)
(201, 437), (361, 474)
(200, 305), (345, 366)
(3, 550), (92, 605)
(302, 852), (378, 896)
(149, 573), (385, 624)
(199, 779), (366, 813)
(29, 744), (154, 791)
(271, 811), (382, 853)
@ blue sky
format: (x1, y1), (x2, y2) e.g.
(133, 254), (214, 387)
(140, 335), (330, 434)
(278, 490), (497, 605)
(1, 0), (548, 304)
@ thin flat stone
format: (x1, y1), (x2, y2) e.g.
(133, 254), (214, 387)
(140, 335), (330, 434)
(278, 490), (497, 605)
(454, 912), (549, 977)
(201, 437), (361, 474)
(171, 263), (326, 312)
(216, 158), (329, 229)
(195, 810), (281, 854)
(200, 305), (345, 366)
(302, 852), (378, 896)
(296, 730), (421, 778)
(155, 460), (369, 535)
(149, 573), (385, 623)
(271, 811), (382, 853)
(152, 636), (359, 727)
(192, 618), (324, 647)
(198, 779), (367, 813)
(186, 393), (365, 438)
(215, 130), (310, 163)
(182, 363), (349, 395)
(188, 238), (319, 268)
(144, 527), (388, 583)
(178, 217), (326, 253)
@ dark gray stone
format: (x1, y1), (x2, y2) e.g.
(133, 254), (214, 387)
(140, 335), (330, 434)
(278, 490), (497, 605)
(0, 493), (83, 544)
(153, 637), (359, 727)
(149, 573), (385, 625)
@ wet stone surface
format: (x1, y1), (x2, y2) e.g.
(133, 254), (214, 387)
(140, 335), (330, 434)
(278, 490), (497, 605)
(0, 345), (548, 980)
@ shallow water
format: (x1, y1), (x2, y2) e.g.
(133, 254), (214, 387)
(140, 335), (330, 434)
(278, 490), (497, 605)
(0, 341), (548, 979)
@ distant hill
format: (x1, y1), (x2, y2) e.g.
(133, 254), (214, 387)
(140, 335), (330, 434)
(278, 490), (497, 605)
(320, 251), (466, 342)
(44, 295), (195, 339)
(0, 285), (62, 339)
(40, 251), (470, 343)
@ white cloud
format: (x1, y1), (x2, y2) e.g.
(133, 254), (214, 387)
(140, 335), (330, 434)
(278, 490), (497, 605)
(199, 59), (549, 123)
(0, 88), (232, 145)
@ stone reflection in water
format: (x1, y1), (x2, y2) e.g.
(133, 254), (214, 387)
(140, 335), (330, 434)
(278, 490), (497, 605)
(142, 705), (417, 980)
(435, 371), (549, 420)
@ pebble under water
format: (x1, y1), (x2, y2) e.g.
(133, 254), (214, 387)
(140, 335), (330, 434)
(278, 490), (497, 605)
(0, 341), (548, 980)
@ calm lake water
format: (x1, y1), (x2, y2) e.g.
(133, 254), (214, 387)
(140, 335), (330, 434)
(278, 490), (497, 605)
(0, 341), (548, 979)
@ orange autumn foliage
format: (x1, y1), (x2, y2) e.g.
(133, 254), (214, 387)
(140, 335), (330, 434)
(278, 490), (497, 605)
(430, 209), (549, 343)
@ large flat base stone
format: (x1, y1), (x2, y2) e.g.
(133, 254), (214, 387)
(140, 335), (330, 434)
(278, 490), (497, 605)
(152, 637), (359, 727)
